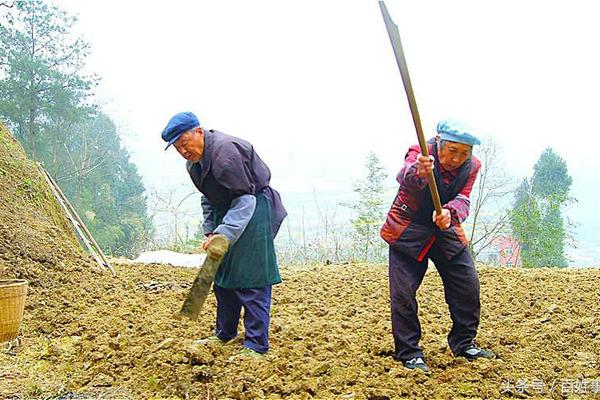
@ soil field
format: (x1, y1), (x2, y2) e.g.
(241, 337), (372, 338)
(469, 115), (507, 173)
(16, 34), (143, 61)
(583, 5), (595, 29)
(1, 262), (599, 399)
(1, 121), (599, 399)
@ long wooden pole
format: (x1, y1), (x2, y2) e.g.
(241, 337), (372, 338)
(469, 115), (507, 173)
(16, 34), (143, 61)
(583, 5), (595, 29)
(379, 1), (442, 215)
(38, 163), (116, 276)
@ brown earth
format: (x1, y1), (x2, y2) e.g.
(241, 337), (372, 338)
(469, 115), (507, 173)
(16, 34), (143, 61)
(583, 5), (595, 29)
(1, 123), (599, 399)
(1, 262), (599, 399)
(0, 123), (96, 287)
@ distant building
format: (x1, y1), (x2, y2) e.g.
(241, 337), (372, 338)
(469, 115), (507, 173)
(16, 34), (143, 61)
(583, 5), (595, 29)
(478, 236), (522, 267)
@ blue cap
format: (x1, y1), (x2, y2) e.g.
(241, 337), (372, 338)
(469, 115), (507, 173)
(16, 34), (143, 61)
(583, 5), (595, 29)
(436, 119), (481, 146)
(161, 112), (200, 150)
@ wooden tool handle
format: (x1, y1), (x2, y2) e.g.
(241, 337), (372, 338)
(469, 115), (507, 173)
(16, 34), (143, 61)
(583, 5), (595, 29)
(379, 1), (443, 215)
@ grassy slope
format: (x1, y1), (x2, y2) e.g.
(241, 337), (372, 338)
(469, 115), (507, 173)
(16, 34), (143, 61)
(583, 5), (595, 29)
(0, 122), (92, 287)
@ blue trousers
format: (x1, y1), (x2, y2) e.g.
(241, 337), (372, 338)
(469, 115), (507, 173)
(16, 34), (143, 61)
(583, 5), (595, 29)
(389, 243), (481, 361)
(213, 285), (272, 353)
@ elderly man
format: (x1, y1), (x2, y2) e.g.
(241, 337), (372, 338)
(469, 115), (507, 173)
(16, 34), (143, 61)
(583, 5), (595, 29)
(380, 119), (495, 373)
(162, 112), (286, 359)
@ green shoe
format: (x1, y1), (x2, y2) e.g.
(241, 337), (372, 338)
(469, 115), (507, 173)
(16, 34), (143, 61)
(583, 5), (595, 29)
(403, 357), (431, 374)
(193, 335), (226, 345)
(228, 347), (265, 361)
(457, 344), (496, 360)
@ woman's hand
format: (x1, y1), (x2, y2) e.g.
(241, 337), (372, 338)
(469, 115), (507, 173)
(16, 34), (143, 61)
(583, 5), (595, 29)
(432, 209), (451, 230)
(417, 154), (434, 178)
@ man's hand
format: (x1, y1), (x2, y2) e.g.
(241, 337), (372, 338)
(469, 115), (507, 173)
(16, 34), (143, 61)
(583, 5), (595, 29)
(202, 234), (229, 259)
(417, 154), (434, 178)
(203, 234), (229, 259)
(202, 233), (214, 251)
(432, 209), (451, 230)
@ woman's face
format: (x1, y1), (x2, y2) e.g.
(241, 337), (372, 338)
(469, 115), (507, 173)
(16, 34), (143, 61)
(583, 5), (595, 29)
(437, 140), (472, 171)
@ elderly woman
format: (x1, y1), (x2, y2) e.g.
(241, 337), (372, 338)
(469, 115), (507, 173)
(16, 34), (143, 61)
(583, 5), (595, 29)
(381, 119), (495, 373)
(162, 112), (286, 360)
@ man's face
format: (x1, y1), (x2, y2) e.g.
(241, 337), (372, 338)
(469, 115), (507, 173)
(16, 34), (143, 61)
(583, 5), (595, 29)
(437, 140), (472, 171)
(173, 128), (204, 163)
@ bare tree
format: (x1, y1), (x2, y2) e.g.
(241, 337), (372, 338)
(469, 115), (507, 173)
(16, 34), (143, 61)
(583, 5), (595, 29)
(146, 186), (202, 251)
(277, 190), (353, 265)
(467, 137), (515, 259)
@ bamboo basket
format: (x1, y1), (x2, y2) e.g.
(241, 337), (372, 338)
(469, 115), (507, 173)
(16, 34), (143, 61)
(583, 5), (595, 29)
(0, 279), (28, 343)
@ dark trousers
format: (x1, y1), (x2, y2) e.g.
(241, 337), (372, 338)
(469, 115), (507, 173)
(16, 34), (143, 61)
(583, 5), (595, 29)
(389, 243), (480, 361)
(213, 285), (272, 353)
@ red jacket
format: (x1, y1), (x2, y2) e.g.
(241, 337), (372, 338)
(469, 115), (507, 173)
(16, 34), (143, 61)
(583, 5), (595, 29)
(381, 140), (481, 261)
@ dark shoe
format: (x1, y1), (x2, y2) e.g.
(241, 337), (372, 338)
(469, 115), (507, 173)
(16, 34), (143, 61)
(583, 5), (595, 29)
(458, 344), (495, 360)
(403, 357), (430, 373)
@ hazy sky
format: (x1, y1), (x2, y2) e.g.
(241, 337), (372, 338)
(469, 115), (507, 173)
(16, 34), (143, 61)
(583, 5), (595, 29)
(56, 0), (600, 264)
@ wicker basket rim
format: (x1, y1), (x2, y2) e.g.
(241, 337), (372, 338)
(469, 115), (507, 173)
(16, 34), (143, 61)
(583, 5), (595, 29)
(0, 279), (28, 288)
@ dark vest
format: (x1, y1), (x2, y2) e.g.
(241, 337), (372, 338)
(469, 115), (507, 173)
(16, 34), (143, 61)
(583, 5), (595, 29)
(187, 130), (269, 211)
(189, 164), (242, 212)
(187, 130), (287, 236)
(414, 139), (471, 224)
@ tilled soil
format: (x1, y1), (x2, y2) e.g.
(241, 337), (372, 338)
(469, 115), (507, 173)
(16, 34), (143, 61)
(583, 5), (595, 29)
(1, 123), (599, 399)
(1, 262), (599, 399)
